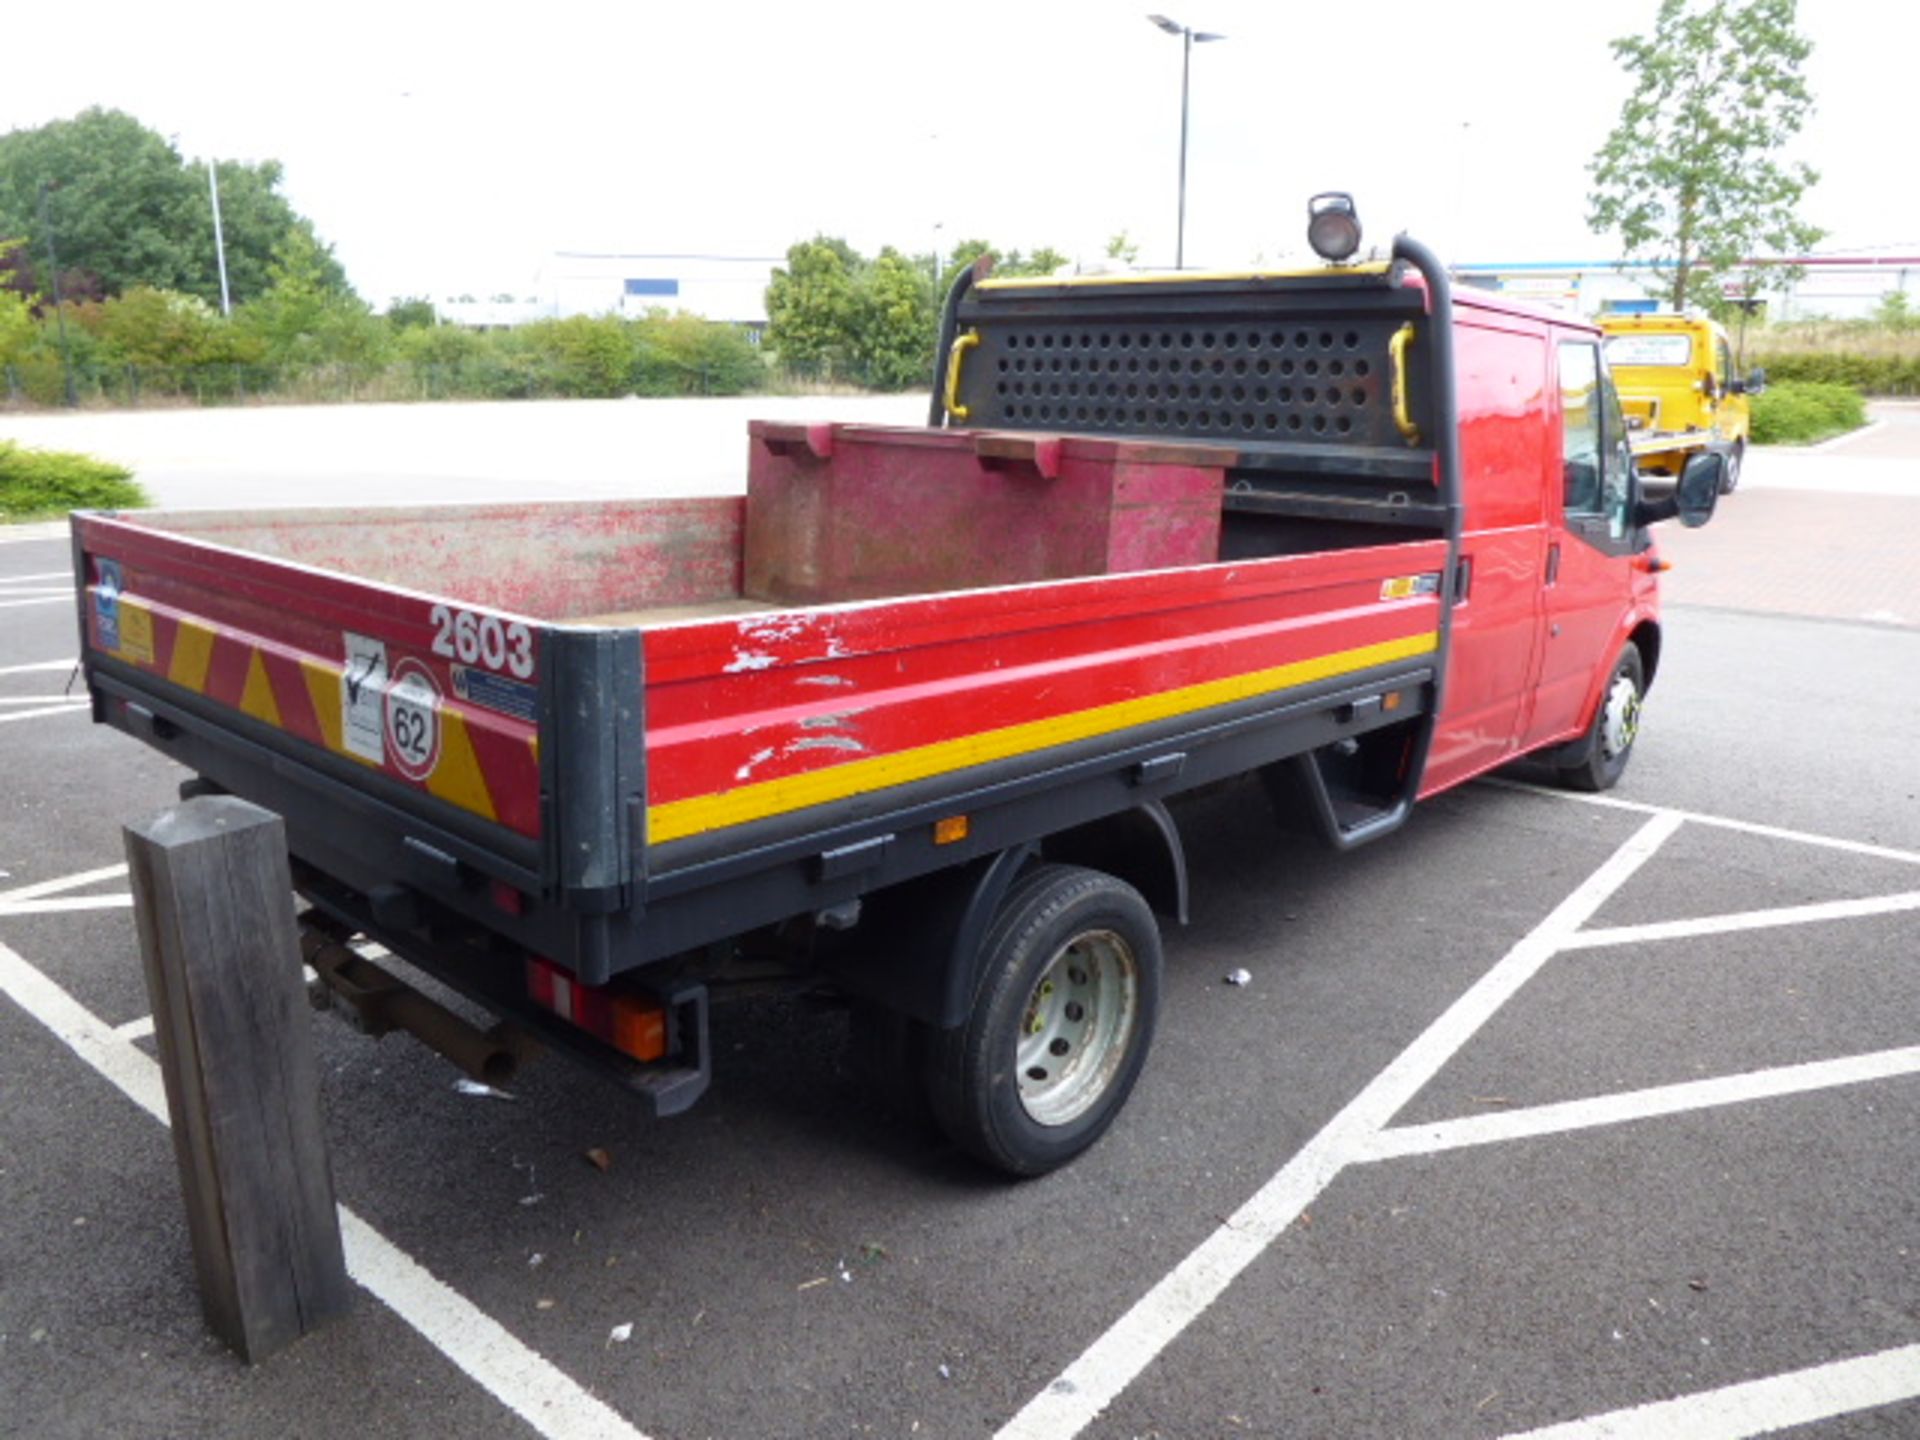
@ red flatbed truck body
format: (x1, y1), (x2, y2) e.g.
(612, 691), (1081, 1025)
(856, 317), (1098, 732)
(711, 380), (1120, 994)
(71, 240), (1702, 1166)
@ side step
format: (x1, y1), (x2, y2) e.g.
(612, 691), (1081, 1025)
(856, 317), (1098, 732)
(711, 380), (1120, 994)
(1268, 742), (1412, 851)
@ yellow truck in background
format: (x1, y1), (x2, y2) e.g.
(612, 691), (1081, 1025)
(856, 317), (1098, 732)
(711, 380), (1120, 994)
(1600, 312), (1765, 493)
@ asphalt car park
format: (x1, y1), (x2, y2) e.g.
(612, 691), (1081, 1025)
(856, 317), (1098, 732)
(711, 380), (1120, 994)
(2, 404), (1917, 1438)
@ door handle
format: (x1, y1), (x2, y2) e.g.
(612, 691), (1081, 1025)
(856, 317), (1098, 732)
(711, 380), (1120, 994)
(1545, 542), (1561, 586)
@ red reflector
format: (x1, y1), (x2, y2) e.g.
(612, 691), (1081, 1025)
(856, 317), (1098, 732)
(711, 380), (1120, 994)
(525, 957), (667, 1062)
(490, 879), (525, 915)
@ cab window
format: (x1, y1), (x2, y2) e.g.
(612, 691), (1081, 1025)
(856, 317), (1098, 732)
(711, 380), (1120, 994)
(1560, 341), (1633, 542)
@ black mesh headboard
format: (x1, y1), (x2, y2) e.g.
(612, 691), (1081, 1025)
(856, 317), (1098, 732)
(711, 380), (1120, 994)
(943, 264), (1437, 485)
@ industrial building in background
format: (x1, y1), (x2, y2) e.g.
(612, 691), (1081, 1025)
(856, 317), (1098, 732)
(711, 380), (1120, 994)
(436, 250), (1919, 333)
(1458, 253), (1920, 320)
(439, 252), (780, 336)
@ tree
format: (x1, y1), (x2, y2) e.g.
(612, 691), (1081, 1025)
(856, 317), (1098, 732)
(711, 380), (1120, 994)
(1001, 247), (1069, 278)
(235, 229), (386, 371)
(1587, 0), (1821, 312)
(1106, 231), (1140, 266)
(851, 248), (937, 390)
(765, 236), (861, 377)
(0, 239), (31, 363)
(0, 108), (346, 307)
(385, 297), (439, 330)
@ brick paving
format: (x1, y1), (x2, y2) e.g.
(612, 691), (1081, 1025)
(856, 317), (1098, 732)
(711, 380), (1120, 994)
(1653, 404), (1920, 627)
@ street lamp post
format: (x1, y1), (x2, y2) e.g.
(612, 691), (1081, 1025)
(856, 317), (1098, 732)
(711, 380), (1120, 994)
(34, 181), (78, 408)
(207, 158), (232, 316)
(1148, 14), (1225, 269)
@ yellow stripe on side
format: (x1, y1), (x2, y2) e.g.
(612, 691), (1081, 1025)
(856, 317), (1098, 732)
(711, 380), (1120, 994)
(426, 710), (498, 822)
(975, 261), (1394, 291)
(167, 619), (216, 693)
(648, 631), (1437, 844)
(238, 650), (282, 728)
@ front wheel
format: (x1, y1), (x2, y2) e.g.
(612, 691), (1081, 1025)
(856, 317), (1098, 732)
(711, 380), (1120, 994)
(1558, 644), (1645, 793)
(1721, 441), (1744, 493)
(926, 865), (1161, 1177)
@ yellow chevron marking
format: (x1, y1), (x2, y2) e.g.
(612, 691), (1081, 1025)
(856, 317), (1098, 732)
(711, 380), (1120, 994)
(426, 710), (497, 822)
(167, 619), (216, 693)
(238, 650), (282, 729)
(302, 659), (344, 752)
(117, 600), (154, 666)
(647, 631), (1438, 844)
(302, 658), (383, 769)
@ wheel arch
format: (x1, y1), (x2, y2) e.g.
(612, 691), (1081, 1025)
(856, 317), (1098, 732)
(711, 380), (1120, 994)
(819, 802), (1185, 1032)
(1630, 617), (1662, 691)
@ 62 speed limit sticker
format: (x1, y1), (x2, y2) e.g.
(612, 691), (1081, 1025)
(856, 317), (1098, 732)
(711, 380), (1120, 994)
(383, 656), (443, 781)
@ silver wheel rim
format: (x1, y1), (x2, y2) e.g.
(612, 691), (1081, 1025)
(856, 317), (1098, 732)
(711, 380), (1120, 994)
(1600, 671), (1641, 761)
(1016, 929), (1138, 1127)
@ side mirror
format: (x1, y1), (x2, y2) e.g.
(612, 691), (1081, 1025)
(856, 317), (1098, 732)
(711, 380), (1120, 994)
(1632, 451), (1723, 529)
(1746, 367), (1766, 396)
(1674, 451), (1723, 527)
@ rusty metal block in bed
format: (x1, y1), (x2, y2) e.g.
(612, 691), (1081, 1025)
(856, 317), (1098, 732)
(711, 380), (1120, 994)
(744, 422), (1228, 607)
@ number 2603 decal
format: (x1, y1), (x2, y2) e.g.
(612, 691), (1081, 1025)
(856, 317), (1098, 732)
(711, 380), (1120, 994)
(429, 604), (534, 678)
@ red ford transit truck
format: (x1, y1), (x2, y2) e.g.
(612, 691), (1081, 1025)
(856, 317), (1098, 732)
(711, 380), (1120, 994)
(72, 224), (1721, 1176)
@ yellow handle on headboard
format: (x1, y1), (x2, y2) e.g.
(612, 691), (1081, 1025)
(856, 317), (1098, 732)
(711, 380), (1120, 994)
(1389, 322), (1421, 447)
(944, 329), (981, 422)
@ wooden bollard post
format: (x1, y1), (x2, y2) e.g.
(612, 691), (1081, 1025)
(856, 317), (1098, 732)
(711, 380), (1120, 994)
(124, 795), (352, 1363)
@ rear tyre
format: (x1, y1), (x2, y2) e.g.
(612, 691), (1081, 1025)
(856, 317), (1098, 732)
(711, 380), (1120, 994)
(1721, 441), (1744, 493)
(926, 865), (1161, 1177)
(1557, 644), (1645, 793)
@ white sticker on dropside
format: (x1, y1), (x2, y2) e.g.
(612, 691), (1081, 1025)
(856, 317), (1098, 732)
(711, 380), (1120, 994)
(342, 632), (388, 764)
(384, 658), (442, 782)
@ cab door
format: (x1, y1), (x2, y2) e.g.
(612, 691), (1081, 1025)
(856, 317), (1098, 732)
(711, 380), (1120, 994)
(1520, 337), (1638, 749)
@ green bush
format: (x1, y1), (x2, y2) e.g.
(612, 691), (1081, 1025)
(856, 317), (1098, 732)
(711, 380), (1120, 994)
(512, 316), (634, 399)
(1748, 381), (1867, 445)
(0, 441), (147, 519)
(632, 310), (767, 396)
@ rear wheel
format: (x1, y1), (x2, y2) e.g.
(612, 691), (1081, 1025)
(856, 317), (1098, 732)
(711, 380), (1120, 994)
(1558, 644), (1645, 793)
(926, 865), (1161, 1177)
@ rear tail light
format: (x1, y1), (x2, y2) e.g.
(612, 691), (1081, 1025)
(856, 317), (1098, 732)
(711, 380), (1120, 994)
(526, 957), (667, 1062)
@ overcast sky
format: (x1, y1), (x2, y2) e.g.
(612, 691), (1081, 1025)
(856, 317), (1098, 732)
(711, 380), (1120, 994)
(8, 0), (1916, 305)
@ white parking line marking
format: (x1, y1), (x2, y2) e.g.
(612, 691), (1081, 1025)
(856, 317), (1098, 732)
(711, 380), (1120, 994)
(113, 1014), (155, 1040)
(1356, 1046), (1920, 1163)
(0, 572), (72, 584)
(1498, 1341), (1920, 1439)
(0, 702), (87, 724)
(0, 695), (82, 706)
(1564, 890), (1920, 949)
(0, 864), (129, 903)
(0, 596), (70, 609)
(1486, 780), (1920, 868)
(0, 895), (135, 915)
(0, 937), (653, 1440)
(996, 812), (1684, 1440)
(0, 659), (76, 676)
